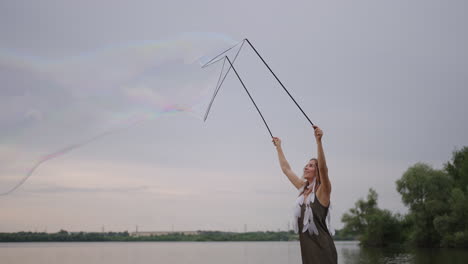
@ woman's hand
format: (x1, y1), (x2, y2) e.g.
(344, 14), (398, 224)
(313, 125), (323, 141)
(272, 137), (282, 148)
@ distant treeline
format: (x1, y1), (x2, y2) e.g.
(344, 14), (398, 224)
(0, 230), (355, 243)
(0, 230), (130, 242)
(341, 146), (468, 248)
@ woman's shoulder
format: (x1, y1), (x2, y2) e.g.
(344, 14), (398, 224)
(314, 190), (331, 208)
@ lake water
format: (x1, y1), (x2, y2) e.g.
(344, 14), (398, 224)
(1, 241), (467, 264)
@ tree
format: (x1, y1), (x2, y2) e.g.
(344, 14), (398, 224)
(340, 146), (468, 248)
(341, 188), (404, 247)
(445, 146), (468, 191)
(396, 163), (453, 247)
(341, 189), (378, 237)
(435, 147), (468, 247)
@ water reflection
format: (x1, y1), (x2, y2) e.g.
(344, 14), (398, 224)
(340, 243), (412, 264)
(339, 241), (468, 264)
(0, 241), (467, 264)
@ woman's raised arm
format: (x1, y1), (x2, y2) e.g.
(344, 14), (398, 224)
(273, 137), (304, 189)
(313, 125), (331, 193)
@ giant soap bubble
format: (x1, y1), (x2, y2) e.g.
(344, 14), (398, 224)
(0, 32), (241, 195)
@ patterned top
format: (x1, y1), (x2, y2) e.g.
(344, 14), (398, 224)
(292, 178), (334, 236)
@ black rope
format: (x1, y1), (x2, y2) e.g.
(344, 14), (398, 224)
(244, 39), (314, 126)
(201, 38), (314, 128)
(225, 57), (273, 138)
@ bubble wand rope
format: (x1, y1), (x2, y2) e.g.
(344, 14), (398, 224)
(203, 40), (245, 121)
(244, 39), (314, 126)
(224, 56), (273, 138)
(202, 39), (314, 126)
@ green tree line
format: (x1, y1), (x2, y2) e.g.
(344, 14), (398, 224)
(0, 230), (130, 242)
(341, 146), (468, 248)
(0, 229), (360, 242)
(0, 230), (299, 242)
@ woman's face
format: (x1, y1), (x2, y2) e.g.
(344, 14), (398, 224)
(304, 159), (318, 180)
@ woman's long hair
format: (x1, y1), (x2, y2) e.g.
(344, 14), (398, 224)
(299, 158), (321, 196)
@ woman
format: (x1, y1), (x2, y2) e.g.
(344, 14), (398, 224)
(272, 125), (337, 264)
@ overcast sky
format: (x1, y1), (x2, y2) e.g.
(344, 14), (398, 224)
(1, 0), (467, 233)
